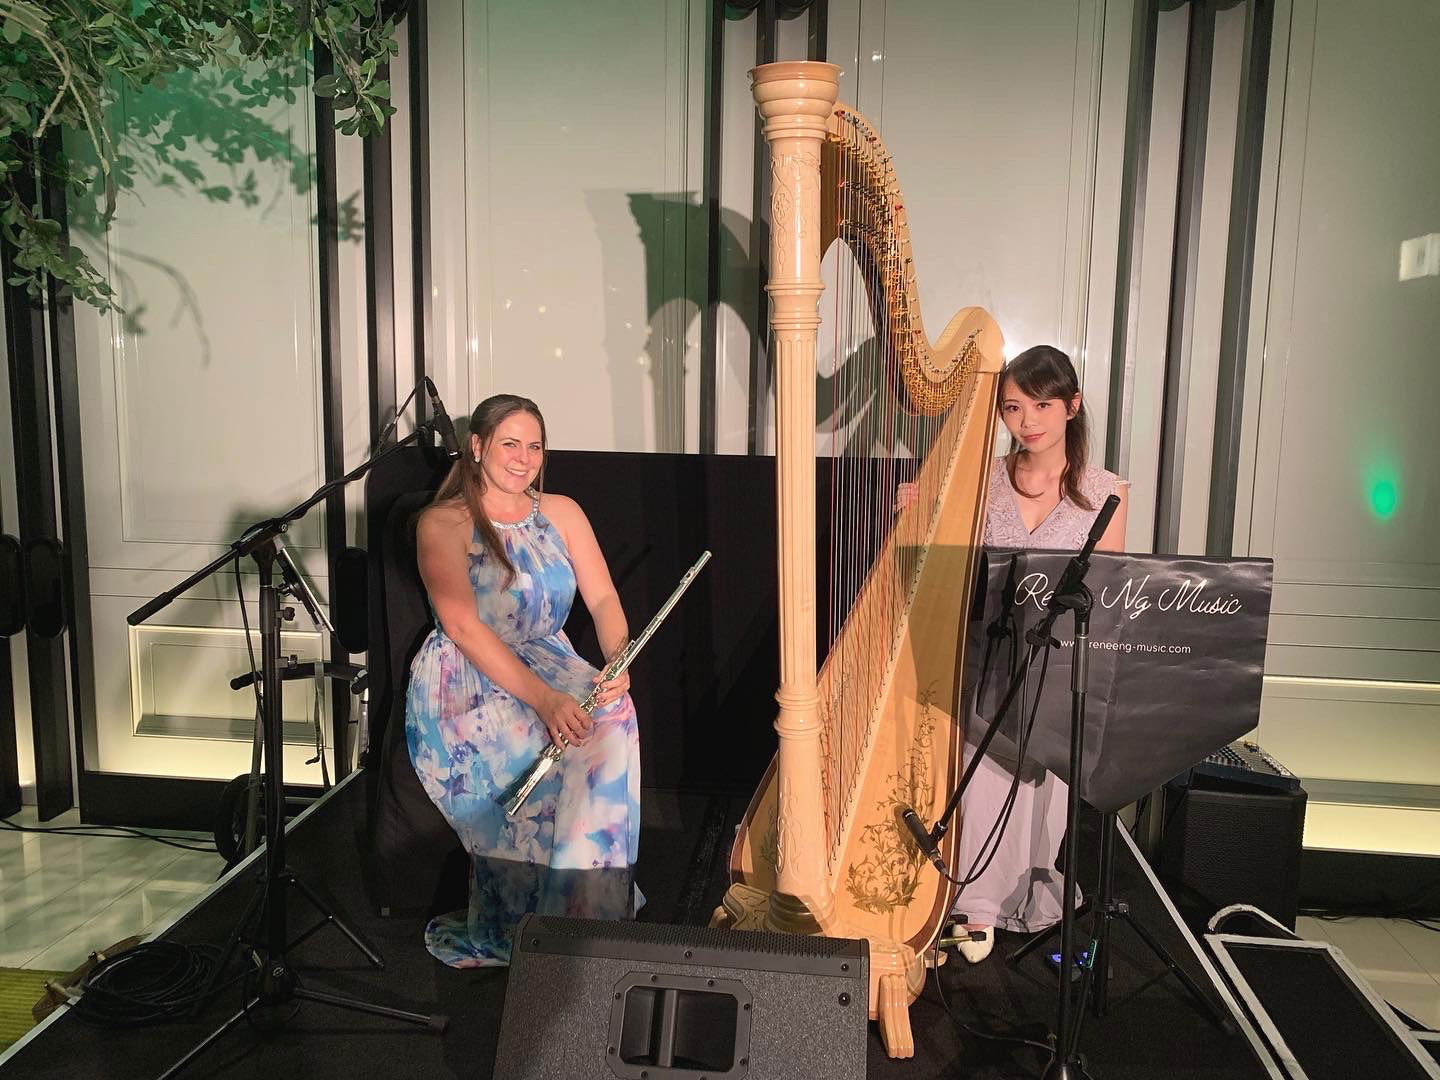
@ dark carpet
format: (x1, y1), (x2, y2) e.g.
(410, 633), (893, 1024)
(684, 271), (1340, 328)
(0, 774), (1268, 1079)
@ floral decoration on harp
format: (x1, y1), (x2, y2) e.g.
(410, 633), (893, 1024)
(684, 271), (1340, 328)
(844, 685), (939, 915)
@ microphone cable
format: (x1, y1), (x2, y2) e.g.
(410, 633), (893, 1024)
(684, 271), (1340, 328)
(925, 626), (1054, 897)
(951, 644), (1053, 894)
(61, 941), (247, 1027)
(929, 938), (1055, 1060)
(369, 379), (424, 457)
(0, 818), (216, 854)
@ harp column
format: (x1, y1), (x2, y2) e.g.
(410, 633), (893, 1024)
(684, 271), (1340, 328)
(752, 61), (841, 932)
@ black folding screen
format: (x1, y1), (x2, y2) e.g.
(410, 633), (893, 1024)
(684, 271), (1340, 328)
(360, 446), (888, 795)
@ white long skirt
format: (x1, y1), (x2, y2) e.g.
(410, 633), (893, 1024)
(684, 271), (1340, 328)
(950, 721), (1077, 933)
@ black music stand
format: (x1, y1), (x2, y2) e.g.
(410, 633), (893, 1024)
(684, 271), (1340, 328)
(909, 533), (1270, 1079)
(128, 428), (451, 1080)
(968, 548), (1269, 1058)
(904, 498), (1121, 1080)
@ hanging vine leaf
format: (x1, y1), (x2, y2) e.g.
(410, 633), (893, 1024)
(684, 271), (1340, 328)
(0, 0), (401, 312)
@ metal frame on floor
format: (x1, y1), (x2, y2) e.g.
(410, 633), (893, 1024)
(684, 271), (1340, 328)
(1115, 820), (1286, 1079)
(1206, 933), (1440, 1080)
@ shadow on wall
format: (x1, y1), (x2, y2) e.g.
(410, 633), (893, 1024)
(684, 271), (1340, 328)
(612, 191), (923, 457)
(68, 62), (365, 357)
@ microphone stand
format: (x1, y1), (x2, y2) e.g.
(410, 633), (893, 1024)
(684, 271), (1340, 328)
(904, 496), (1119, 1080)
(1044, 573), (1094, 1080)
(129, 425), (452, 1080)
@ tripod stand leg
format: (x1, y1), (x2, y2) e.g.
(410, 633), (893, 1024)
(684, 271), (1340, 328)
(286, 872), (385, 970)
(1120, 910), (1232, 1031)
(1008, 899), (1091, 967)
(156, 999), (255, 1080)
(292, 985), (449, 1032)
(1089, 812), (1120, 1017)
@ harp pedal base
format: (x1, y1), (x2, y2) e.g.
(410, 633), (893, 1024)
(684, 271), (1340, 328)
(710, 883), (820, 935)
(710, 883), (919, 1059)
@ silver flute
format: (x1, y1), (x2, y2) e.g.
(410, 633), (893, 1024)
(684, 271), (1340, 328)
(498, 550), (712, 817)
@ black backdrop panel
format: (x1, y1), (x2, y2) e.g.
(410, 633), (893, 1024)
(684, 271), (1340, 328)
(365, 448), (869, 797)
(545, 450), (781, 791)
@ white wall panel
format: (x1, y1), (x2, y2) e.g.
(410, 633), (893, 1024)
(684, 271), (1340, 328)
(456, 0), (706, 453)
(714, 10), (760, 454)
(425, 2), (478, 428)
(1121, 4), (1189, 553)
(1175, 2), (1246, 554)
(1243, 0), (1440, 797)
(436, 1), (1127, 456)
(871, 2), (1107, 367)
(1260, 677), (1440, 788)
(71, 62), (340, 781)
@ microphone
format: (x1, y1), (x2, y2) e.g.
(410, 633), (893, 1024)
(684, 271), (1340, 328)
(1026, 492), (1121, 652)
(1084, 493), (1121, 550)
(900, 807), (947, 874)
(423, 376), (461, 460)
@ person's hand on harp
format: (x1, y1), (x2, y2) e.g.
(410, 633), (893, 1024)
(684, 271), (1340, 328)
(895, 482), (919, 513)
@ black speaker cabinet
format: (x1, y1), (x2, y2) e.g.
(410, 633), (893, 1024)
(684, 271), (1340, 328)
(492, 915), (869, 1080)
(1159, 779), (1307, 929)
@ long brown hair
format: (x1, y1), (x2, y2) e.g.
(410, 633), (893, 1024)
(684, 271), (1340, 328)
(1002, 345), (1094, 511)
(429, 393), (548, 585)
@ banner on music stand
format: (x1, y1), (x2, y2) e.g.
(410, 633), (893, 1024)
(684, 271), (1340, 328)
(965, 549), (1273, 812)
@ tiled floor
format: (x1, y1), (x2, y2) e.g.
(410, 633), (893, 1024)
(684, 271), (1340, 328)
(1296, 914), (1440, 1030)
(0, 807), (225, 972)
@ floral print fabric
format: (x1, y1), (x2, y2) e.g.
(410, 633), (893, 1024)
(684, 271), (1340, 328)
(405, 500), (640, 967)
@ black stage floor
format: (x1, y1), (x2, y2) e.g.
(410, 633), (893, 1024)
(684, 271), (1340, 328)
(0, 773), (1270, 1079)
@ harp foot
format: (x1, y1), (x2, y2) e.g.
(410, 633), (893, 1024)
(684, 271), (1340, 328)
(763, 891), (822, 935)
(713, 882), (769, 931)
(877, 973), (915, 1059)
(713, 882), (824, 934)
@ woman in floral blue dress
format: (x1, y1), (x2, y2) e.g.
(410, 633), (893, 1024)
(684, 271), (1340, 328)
(406, 394), (640, 968)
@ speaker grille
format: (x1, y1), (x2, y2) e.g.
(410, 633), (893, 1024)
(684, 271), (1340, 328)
(1160, 783), (1306, 928)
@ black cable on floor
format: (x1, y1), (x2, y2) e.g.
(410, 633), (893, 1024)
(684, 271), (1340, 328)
(1297, 878), (1440, 929)
(930, 940), (1055, 1059)
(0, 818), (217, 854)
(64, 941), (244, 1026)
(1299, 909), (1440, 933)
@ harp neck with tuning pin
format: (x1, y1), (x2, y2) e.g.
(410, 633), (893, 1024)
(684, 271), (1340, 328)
(712, 61), (1005, 1058)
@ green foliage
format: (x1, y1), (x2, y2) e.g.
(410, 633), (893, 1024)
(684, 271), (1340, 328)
(0, 0), (399, 312)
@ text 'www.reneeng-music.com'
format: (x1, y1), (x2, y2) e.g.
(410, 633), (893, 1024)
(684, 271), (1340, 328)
(1057, 639), (1193, 655)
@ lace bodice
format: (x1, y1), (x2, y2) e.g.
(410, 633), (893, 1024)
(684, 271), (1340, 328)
(983, 458), (1123, 550)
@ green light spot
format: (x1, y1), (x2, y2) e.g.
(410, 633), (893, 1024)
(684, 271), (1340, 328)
(1371, 481), (1398, 518)
(1364, 462), (1401, 520)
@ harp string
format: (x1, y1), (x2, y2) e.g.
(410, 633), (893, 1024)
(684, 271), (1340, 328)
(816, 111), (974, 864)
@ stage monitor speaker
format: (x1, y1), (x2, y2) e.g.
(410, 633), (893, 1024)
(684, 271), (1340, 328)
(492, 914), (869, 1080)
(1159, 779), (1307, 929)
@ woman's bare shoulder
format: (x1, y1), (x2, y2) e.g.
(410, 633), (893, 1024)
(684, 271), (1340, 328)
(417, 499), (472, 540)
(538, 491), (582, 522)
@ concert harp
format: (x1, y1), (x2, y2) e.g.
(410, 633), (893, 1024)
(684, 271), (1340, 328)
(713, 62), (1004, 1059)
